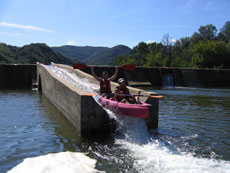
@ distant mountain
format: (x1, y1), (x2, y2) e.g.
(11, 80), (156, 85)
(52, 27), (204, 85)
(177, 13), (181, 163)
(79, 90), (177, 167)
(51, 45), (131, 65)
(0, 43), (76, 64)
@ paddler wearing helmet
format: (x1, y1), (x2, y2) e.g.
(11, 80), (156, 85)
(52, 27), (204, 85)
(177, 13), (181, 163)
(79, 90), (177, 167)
(114, 78), (138, 104)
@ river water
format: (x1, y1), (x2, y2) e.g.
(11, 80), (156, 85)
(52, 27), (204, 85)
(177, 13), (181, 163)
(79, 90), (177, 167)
(1, 67), (230, 172)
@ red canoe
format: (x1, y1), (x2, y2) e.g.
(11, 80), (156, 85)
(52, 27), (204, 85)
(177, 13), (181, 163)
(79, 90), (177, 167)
(96, 95), (150, 118)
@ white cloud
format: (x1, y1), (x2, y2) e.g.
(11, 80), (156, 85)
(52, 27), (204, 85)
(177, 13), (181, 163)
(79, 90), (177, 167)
(146, 40), (156, 44)
(0, 22), (53, 32)
(170, 38), (176, 43)
(66, 40), (76, 46)
(0, 31), (21, 37)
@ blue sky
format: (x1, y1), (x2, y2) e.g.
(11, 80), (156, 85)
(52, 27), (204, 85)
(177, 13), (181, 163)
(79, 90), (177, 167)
(0, 0), (229, 48)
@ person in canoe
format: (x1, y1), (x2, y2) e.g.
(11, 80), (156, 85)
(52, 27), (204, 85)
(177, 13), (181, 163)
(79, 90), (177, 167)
(114, 78), (140, 104)
(91, 66), (118, 98)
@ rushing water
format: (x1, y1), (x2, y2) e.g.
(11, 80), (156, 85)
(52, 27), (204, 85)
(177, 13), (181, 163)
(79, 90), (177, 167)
(1, 66), (230, 172)
(153, 87), (230, 162)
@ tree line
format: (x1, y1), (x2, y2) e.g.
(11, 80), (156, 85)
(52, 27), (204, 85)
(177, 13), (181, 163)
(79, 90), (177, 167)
(0, 43), (76, 64)
(111, 21), (230, 69)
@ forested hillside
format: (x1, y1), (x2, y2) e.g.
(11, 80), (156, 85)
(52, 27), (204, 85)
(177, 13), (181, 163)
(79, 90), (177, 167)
(52, 45), (108, 62)
(2, 21), (229, 68)
(52, 45), (131, 65)
(111, 21), (230, 69)
(0, 43), (76, 64)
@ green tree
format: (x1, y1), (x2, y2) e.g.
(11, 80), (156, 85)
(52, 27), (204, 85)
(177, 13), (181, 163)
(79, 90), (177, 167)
(191, 32), (202, 46)
(144, 52), (163, 67)
(132, 42), (149, 55)
(131, 42), (149, 65)
(223, 42), (230, 68)
(161, 33), (173, 58)
(148, 42), (164, 54)
(172, 37), (191, 58)
(198, 24), (217, 40)
(192, 40), (226, 68)
(0, 43), (76, 64)
(218, 21), (230, 43)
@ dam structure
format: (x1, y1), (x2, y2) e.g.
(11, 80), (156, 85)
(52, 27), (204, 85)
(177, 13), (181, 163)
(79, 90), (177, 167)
(37, 63), (159, 136)
(81, 66), (230, 88)
(0, 64), (37, 90)
(2, 63), (230, 137)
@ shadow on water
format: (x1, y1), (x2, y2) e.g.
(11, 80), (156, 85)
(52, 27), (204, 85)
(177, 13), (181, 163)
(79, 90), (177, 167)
(39, 94), (85, 153)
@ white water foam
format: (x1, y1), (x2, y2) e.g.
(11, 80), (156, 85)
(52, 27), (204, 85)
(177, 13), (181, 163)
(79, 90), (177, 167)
(8, 152), (101, 173)
(115, 117), (230, 173)
(47, 65), (230, 173)
(48, 66), (99, 93)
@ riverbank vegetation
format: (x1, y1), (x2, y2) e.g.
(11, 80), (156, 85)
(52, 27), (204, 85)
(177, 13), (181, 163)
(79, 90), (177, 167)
(52, 45), (131, 65)
(0, 43), (76, 64)
(111, 21), (230, 69)
(1, 21), (230, 68)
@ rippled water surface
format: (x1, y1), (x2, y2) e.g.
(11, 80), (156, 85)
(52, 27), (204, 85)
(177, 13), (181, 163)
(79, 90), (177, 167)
(154, 87), (230, 161)
(0, 90), (81, 173)
(1, 73), (230, 172)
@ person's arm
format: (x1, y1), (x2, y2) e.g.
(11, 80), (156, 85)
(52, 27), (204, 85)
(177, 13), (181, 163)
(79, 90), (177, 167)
(91, 66), (101, 81)
(113, 87), (119, 101)
(108, 66), (118, 81)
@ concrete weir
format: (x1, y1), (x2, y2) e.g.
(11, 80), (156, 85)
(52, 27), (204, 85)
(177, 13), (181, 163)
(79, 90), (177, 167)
(0, 64), (37, 89)
(37, 63), (159, 136)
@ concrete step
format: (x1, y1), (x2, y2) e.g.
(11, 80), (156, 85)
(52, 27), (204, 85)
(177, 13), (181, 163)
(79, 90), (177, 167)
(124, 71), (152, 87)
(31, 82), (38, 90)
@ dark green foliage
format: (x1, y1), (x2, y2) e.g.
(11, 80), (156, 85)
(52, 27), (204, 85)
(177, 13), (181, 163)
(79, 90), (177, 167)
(0, 43), (76, 64)
(218, 21), (230, 43)
(1, 21), (230, 69)
(52, 45), (131, 65)
(192, 41), (230, 68)
(111, 21), (230, 69)
(198, 24), (217, 40)
(52, 45), (108, 62)
(0, 43), (17, 63)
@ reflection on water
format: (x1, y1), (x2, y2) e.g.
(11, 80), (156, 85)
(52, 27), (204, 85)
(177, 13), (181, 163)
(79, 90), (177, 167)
(0, 90), (81, 173)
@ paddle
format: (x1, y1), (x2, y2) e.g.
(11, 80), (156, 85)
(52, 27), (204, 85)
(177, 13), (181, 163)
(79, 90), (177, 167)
(73, 64), (135, 71)
(122, 94), (163, 99)
(72, 64), (87, 69)
(83, 93), (163, 99)
(120, 64), (135, 71)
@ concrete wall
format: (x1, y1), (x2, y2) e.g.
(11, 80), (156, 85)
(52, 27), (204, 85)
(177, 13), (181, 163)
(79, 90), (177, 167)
(147, 67), (230, 88)
(1, 64), (229, 90)
(0, 64), (36, 89)
(2, 63), (229, 137)
(37, 63), (114, 136)
(37, 63), (159, 136)
(81, 66), (230, 88)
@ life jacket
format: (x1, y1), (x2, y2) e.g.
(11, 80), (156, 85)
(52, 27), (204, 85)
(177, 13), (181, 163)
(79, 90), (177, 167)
(115, 86), (129, 102)
(100, 79), (111, 94)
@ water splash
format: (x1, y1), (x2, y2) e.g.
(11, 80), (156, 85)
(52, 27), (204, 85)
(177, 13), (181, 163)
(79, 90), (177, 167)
(113, 116), (230, 173)
(47, 65), (230, 173)
(8, 152), (101, 173)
